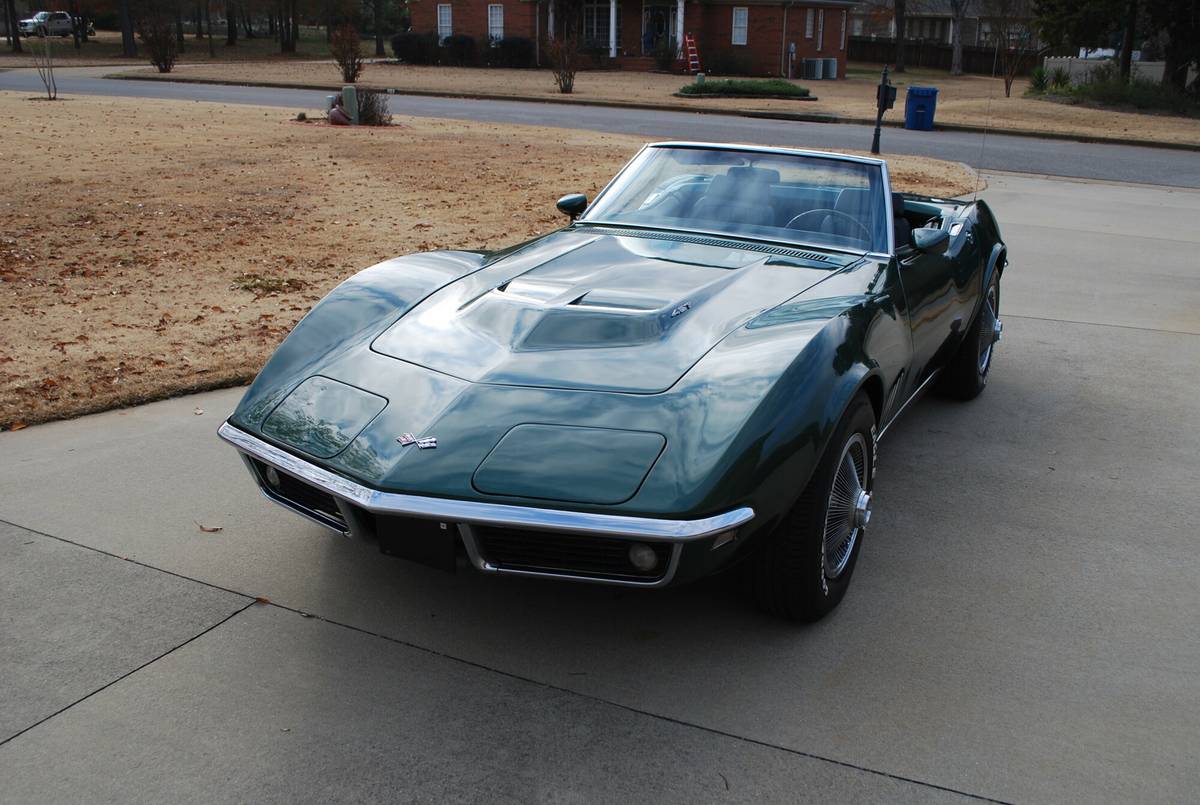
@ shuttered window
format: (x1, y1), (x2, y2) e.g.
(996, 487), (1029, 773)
(841, 10), (847, 50)
(817, 8), (824, 51)
(804, 8), (814, 38)
(731, 6), (748, 45)
(488, 4), (504, 42)
(437, 4), (452, 44)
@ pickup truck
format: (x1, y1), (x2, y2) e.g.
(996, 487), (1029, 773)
(19, 11), (74, 37)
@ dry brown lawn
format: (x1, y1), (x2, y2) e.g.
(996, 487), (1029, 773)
(117, 60), (1200, 146)
(0, 91), (977, 429)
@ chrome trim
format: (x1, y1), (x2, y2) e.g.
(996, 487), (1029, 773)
(877, 369), (941, 441)
(457, 524), (683, 589)
(219, 421), (755, 541)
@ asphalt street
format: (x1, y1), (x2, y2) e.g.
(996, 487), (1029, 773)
(1, 66), (1200, 187)
(1, 168), (1198, 803)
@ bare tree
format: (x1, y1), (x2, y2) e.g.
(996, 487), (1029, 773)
(982, 0), (1040, 97)
(372, 0), (384, 57)
(32, 35), (57, 99)
(893, 0), (908, 72)
(225, 0), (237, 44)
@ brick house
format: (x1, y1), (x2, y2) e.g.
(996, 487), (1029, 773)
(408, 0), (857, 77)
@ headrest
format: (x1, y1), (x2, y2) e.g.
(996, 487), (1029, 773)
(728, 166), (781, 185)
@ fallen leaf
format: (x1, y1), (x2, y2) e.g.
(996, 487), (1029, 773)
(194, 521), (223, 533)
(255, 596), (272, 605)
(193, 407), (204, 415)
(9, 422), (28, 431)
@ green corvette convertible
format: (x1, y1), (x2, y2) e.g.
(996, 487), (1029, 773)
(219, 142), (1006, 621)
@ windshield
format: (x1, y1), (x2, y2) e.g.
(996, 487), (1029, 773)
(581, 146), (889, 253)
(34, 12), (49, 19)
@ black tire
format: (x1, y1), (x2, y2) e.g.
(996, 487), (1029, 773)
(939, 271), (1000, 401)
(748, 394), (876, 622)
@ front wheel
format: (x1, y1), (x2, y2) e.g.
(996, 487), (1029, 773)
(939, 272), (1001, 400)
(747, 395), (876, 622)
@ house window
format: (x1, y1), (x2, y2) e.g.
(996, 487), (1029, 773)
(582, 0), (622, 49)
(840, 9), (847, 50)
(488, 4), (504, 42)
(731, 7), (748, 46)
(805, 8), (813, 39)
(437, 4), (452, 44)
(817, 9), (824, 51)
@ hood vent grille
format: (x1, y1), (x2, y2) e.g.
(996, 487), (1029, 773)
(582, 226), (834, 263)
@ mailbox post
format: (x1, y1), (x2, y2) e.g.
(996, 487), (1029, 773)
(871, 66), (897, 155)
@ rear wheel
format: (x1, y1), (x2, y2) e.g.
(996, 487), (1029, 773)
(748, 395), (875, 622)
(939, 272), (1001, 400)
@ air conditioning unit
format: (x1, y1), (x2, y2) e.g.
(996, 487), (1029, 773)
(822, 58), (838, 79)
(809, 58), (825, 80)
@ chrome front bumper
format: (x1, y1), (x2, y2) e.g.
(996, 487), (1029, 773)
(218, 421), (755, 587)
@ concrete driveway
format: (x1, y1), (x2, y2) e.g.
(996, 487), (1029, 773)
(1, 171), (1198, 804)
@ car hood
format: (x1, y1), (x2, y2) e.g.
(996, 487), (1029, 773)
(371, 228), (855, 393)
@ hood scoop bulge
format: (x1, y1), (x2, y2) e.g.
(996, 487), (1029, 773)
(371, 232), (833, 393)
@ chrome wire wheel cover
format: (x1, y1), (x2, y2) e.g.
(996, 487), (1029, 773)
(823, 432), (870, 579)
(977, 283), (999, 373)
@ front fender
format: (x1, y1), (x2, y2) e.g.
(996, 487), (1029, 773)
(230, 250), (485, 430)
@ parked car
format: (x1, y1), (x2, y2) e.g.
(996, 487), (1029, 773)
(19, 10), (73, 37)
(219, 142), (1007, 621)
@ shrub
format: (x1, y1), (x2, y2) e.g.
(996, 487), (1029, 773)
(137, 8), (177, 74)
(1073, 75), (1198, 115)
(1029, 66), (1047, 94)
(678, 78), (810, 98)
(548, 35), (581, 94)
(1049, 66), (1071, 89)
(489, 36), (535, 68)
(330, 24), (365, 82)
(652, 38), (679, 72)
(356, 89), (394, 126)
(441, 34), (477, 66)
(391, 31), (439, 64)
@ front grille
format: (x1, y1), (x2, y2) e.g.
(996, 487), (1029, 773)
(475, 526), (672, 582)
(251, 458), (347, 531)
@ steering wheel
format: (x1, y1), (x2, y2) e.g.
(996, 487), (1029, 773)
(785, 209), (872, 243)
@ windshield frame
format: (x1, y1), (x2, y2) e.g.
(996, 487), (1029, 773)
(578, 142), (895, 258)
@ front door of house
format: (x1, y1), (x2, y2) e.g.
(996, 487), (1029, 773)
(641, 3), (677, 55)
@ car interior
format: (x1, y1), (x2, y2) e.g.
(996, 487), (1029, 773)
(638, 165), (951, 253)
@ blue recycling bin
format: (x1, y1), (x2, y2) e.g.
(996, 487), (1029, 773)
(904, 86), (939, 131)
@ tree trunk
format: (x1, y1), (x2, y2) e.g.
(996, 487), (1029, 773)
(1118, 0), (1137, 81)
(894, 0), (907, 72)
(195, 5), (203, 39)
(242, 7), (254, 38)
(119, 0), (137, 57)
(949, 0), (965, 76)
(69, 0), (81, 48)
(6, 0), (22, 53)
(226, 1), (237, 45)
(176, 2), (186, 50)
(374, 0), (385, 57)
(205, 0), (215, 56)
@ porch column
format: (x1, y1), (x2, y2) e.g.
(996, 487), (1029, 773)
(609, 0), (617, 58)
(548, 0), (555, 40)
(676, 0), (684, 52)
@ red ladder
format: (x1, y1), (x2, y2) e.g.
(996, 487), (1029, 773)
(684, 33), (701, 73)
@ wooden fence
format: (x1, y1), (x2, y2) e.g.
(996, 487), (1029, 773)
(848, 37), (1043, 76)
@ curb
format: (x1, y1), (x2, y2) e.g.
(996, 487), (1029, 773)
(108, 73), (1200, 153)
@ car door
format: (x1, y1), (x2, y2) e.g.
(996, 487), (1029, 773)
(896, 218), (982, 388)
